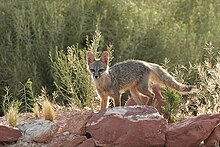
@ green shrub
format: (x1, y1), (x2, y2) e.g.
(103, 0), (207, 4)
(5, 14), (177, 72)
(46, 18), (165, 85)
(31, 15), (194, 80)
(164, 43), (220, 120)
(195, 43), (220, 114)
(49, 29), (104, 108)
(1, 87), (14, 115)
(50, 46), (95, 108)
(18, 79), (35, 113)
(162, 88), (183, 123)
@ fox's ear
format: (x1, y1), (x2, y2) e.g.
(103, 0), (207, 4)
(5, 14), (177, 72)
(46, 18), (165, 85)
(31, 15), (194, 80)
(100, 51), (109, 64)
(87, 51), (95, 65)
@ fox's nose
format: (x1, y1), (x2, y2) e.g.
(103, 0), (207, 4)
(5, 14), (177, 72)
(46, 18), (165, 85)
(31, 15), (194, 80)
(94, 75), (98, 79)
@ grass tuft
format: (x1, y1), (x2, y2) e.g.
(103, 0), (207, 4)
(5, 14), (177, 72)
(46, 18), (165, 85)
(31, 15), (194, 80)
(6, 105), (19, 127)
(33, 102), (40, 118)
(42, 99), (55, 121)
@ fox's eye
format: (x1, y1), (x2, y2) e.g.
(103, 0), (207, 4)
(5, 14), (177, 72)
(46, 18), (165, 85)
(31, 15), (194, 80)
(99, 69), (105, 72)
(90, 69), (95, 73)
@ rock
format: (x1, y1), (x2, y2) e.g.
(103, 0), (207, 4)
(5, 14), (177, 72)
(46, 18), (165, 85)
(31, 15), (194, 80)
(165, 114), (220, 147)
(17, 119), (59, 143)
(55, 109), (94, 135)
(2, 106), (220, 147)
(48, 134), (87, 147)
(78, 138), (96, 147)
(86, 105), (167, 147)
(204, 124), (220, 147)
(0, 125), (22, 142)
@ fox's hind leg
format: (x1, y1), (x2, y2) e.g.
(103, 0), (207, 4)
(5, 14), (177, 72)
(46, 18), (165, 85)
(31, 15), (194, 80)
(137, 84), (155, 99)
(130, 87), (148, 105)
(137, 74), (155, 99)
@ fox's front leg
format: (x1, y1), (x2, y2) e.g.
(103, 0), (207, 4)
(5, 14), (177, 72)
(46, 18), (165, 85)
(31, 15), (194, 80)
(110, 93), (121, 107)
(100, 95), (109, 109)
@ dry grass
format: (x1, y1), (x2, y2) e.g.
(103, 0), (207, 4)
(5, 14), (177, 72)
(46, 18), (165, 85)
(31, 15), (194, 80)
(33, 102), (40, 118)
(42, 99), (55, 121)
(6, 106), (19, 127)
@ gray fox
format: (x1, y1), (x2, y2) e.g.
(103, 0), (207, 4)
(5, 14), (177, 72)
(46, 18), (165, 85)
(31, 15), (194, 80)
(87, 51), (196, 109)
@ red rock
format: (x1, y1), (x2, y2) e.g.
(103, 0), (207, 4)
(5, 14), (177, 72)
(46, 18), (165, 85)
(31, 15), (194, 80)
(86, 106), (167, 147)
(55, 109), (93, 135)
(165, 114), (220, 147)
(204, 124), (220, 147)
(78, 138), (96, 147)
(0, 125), (22, 142)
(48, 134), (87, 147)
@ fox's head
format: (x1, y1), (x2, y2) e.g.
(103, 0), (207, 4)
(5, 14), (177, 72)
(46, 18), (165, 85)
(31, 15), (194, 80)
(87, 51), (109, 79)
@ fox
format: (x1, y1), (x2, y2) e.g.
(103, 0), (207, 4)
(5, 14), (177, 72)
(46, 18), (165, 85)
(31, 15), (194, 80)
(87, 51), (197, 109)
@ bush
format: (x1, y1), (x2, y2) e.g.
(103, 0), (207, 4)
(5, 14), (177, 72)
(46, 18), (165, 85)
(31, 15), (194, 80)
(163, 43), (220, 121)
(50, 46), (95, 108)
(49, 29), (105, 109)
(195, 43), (220, 114)
(162, 88), (183, 123)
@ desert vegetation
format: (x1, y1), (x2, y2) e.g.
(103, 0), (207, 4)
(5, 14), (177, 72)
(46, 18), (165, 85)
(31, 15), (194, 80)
(0, 0), (220, 123)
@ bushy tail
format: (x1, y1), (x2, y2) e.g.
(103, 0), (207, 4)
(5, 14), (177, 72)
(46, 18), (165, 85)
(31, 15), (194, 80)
(149, 64), (196, 94)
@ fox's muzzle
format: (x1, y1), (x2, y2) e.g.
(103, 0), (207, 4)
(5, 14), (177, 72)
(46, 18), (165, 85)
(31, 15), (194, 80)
(93, 72), (101, 79)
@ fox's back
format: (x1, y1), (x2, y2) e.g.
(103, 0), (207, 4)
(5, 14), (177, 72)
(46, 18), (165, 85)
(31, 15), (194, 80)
(109, 60), (151, 89)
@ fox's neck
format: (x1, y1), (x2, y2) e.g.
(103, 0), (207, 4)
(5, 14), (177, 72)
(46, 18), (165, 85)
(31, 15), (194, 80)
(93, 71), (111, 90)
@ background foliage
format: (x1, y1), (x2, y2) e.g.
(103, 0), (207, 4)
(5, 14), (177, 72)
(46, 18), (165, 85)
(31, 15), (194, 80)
(0, 0), (220, 116)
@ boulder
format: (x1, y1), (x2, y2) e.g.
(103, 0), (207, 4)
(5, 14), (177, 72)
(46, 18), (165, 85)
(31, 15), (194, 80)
(78, 138), (96, 147)
(17, 119), (59, 143)
(2, 105), (220, 147)
(86, 105), (167, 147)
(0, 125), (22, 142)
(165, 114), (220, 147)
(55, 109), (94, 135)
(48, 133), (96, 147)
(204, 123), (220, 147)
(48, 133), (87, 147)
